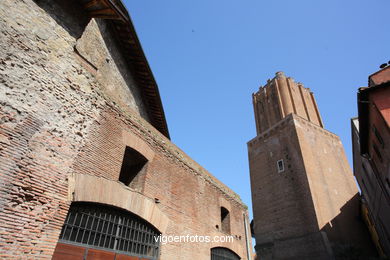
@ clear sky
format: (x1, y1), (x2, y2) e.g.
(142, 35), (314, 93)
(124, 0), (390, 220)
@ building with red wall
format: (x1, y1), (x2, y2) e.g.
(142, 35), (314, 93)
(352, 65), (390, 257)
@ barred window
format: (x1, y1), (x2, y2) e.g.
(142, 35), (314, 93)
(277, 159), (284, 173)
(59, 202), (160, 259)
(211, 247), (240, 260)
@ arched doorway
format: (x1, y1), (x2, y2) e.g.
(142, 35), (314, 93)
(211, 247), (240, 260)
(52, 202), (160, 259)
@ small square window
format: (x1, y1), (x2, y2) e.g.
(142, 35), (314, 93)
(277, 159), (284, 173)
(119, 146), (148, 186)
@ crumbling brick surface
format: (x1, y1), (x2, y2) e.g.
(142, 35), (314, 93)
(0, 0), (250, 259)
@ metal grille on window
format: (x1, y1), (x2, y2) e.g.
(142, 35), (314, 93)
(59, 202), (160, 259)
(211, 247), (240, 260)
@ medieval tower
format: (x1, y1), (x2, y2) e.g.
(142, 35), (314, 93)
(248, 72), (374, 259)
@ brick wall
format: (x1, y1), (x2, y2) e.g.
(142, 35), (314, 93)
(248, 115), (321, 246)
(249, 113), (374, 258)
(0, 0), (250, 259)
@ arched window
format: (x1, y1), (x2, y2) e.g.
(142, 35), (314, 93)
(57, 202), (160, 259)
(211, 247), (240, 260)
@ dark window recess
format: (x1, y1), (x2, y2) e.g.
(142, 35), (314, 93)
(221, 207), (230, 234)
(119, 147), (148, 186)
(373, 143), (383, 163)
(373, 125), (384, 148)
(211, 247), (240, 260)
(59, 202), (160, 259)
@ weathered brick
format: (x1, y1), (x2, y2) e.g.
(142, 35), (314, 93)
(0, 0), (251, 259)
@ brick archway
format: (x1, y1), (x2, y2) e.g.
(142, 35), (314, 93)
(69, 173), (169, 234)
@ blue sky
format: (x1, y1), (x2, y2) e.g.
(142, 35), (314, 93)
(124, 0), (390, 220)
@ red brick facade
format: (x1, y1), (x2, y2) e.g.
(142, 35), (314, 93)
(249, 72), (375, 259)
(0, 0), (251, 259)
(353, 66), (390, 256)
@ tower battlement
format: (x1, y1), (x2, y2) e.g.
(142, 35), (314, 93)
(252, 72), (323, 134)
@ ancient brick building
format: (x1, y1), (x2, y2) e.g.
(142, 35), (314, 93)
(248, 72), (374, 259)
(352, 65), (390, 257)
(0, 0), (252, 259)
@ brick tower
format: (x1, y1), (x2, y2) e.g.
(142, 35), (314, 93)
(248, 72), (374, 259)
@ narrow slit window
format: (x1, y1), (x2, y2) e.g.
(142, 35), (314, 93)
(277, 159), (284, 173)
(119, 146), (148, 186)
(220, 207), (230, 234)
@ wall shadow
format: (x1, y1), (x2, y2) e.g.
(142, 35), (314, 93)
(34, 0), (90, 39)
(95, 19), (149, 118)
(321, 193), (378, 259)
